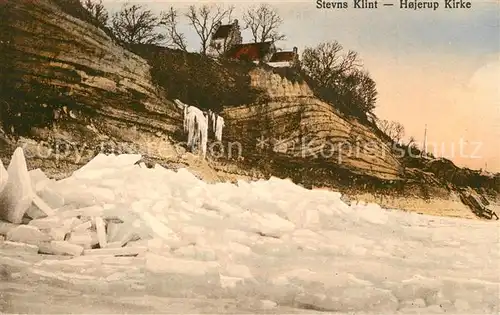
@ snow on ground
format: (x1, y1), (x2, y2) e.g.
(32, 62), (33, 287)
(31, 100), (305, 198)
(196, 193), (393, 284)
(1, 152), (499, 314)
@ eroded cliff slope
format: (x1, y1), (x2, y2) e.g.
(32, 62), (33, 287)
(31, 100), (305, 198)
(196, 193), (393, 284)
(0, 0), (402, 182)
(0, 0), (498, 220)
(223, 68), (402, 180)
(0, 0), (182, 145)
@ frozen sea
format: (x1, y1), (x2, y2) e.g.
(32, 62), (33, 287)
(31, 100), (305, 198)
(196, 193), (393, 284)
(0, 153), (499, 314)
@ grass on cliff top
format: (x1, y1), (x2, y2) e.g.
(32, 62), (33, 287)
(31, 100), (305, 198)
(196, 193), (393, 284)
(131, 44), (270, 113)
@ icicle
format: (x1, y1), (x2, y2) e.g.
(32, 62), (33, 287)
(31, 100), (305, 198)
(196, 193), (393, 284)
(178, 100), (209, 158)
(215, 115), (224, 142)
(185, 106), (196, 148)
(174, 99), (189, 133)
(193, 108), (208, 158)
(209, 110), (217, 133)
(183, 105), (208, 158)
(183, 105), (189, 133)
(198, 114), (208, 158)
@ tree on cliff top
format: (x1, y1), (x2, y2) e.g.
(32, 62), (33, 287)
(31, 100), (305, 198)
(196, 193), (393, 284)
(185, 4), (235, 55)
(301, 41), (378, 118)
(111, 3), (166, 45)
(81, 0), (108, 27)
(342, 69), (378, 113)
(301, 41), (360, 87)
(161, 7), (188, 51)
(243, 4), (286, 43)
(375, 118), (405, 143)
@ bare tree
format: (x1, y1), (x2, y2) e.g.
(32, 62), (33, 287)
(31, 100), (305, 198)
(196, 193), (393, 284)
(376, 119), (405, 143)
(243, 4), (285, 43)
(81, 0), (109, 27)
(161, 7), (188, 51)
(392, 122), (405, 143)
(301, 41), (379, 115)
(185, 4), (234, 55)
(354, 70), (378, 113)
(111, 3), (165, 45)
(376, 118), (390, 135)
(301, 41), (361, 87)
(333, 69), (377, 114)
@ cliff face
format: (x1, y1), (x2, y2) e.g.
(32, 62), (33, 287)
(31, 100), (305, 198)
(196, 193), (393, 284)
(222, 68), (403, 180)
(249, 68), (315, 98)
(0, 0), (497, 220)
(0, 0), (182, 142)
(0, 0), (402, 182)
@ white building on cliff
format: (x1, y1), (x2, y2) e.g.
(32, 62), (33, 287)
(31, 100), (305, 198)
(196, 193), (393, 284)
(207, 20), (243, 58)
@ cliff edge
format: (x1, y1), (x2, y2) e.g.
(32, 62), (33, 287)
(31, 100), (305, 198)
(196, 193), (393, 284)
(0, 0), (498, 220)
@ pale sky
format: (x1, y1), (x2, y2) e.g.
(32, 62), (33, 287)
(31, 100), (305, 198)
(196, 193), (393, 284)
(103, 0), (500, 172)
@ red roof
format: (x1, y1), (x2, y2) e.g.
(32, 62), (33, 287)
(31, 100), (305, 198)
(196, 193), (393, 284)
(226, 42), (274, 61)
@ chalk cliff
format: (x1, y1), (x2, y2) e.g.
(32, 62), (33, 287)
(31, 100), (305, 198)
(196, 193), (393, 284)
(0, 0), (401, 181)
(0, 0), (182, 143)
(0, 0), (497, 220)
(222, 68), (402, 180)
